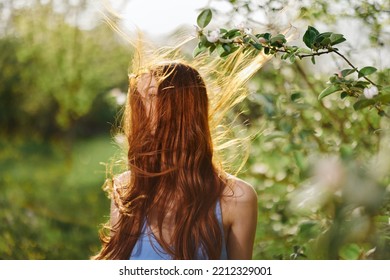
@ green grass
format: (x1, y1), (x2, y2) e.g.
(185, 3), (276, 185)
(0, 135), (119, 259)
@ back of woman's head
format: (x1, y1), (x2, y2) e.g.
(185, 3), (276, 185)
(126, 62), (214, 180)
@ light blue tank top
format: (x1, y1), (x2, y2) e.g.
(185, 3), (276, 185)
(129, 201), (228, 260)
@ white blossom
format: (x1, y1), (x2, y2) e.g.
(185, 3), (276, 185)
(289, 156), (345, 213)
(244, 28), (253, 35)
(109, 88), (127, 106)
(206, 29), (220, 43)
(363, 86), (378, 99)
(236, 22), (252, 35)
(236, 22), (246, 30)
(314, 156), (345, 190)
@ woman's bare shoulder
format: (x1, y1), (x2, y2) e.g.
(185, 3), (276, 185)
(223, 174), (258, 204)
(221, 174), (257, 225)
(222, 174), (258, 259)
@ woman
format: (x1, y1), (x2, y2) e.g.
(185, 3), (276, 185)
(94, 61), (258, 260)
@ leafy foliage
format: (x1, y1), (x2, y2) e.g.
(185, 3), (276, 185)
(193, 8), (389, 117)
(0, 1), (129, 259)
(0, 136), (115, 259)
(0, 2), (130, 138)
(194, 0), (390, 260)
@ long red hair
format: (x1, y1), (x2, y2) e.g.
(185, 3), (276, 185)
(94, 62), (227, 259)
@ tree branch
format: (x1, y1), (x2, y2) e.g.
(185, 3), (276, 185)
(332, 49), (378, 86)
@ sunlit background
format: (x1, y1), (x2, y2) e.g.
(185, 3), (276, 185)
(1, 0), (389, 259)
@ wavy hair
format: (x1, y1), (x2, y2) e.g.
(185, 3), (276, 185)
(94, 62), (228, 259)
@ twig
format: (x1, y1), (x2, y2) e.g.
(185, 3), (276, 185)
(332, 49), (378, 86)
(297, 50), (334, 58)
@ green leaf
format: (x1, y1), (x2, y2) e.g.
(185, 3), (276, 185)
(375, 215), (390, 223)
(199, 34), (208, 45)
(318, 84), (341, 100)
(315, 32), (332, 46)
(219, 28), (228, 33)
(339, 243), (361, 260)
(340, 68), (356, 77)
(222, 43), (231, 53)
(350, 87), (363, 93)
(353, 80), (371, 88)
(281, 53), (289, 60)
(193, 43), (207, 57)
(291, 92), (302, 101)
(330, 33), (346, 45)
(270, 34), (286, 46)
(311, 56), (316, 64)
(340, 92), (348, 99)
(209, 44), (216, 54)
(216, 44), (226, 57)
(381, 86), (390, 94)
(197, 9), (212, 28)
(222, 44), (239, 55)
(216, 43), (238, 57)
(249, 42), (263, 50)
(297, 48), (312, 54)
(320, 37), (331, 46)
(193, 45), (203, 58)
(226, 29), (240, 38)
(316, 32), (332, 40)
(358, 66), (377, 78)
(303, 26), (320, 49)
(377, 94), (390, 103)
(257, 32), (271, 41)
(298, 221), (319, 238)
(353, 99), (376, 110)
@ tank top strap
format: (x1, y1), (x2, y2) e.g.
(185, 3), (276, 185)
(130, 200), (228, 259)
(215, 200), (228, 259)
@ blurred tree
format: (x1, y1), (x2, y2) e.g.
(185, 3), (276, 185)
(0, 0), (131, 139)
(195, 0), (390, 259)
